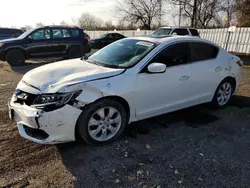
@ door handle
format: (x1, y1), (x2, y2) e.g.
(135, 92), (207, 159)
(215, 67), (222, 71)
(179, 75), (190, 81)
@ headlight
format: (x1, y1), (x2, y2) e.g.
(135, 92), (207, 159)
(32, 90), (81, 110)
(0, 43), (3, 48)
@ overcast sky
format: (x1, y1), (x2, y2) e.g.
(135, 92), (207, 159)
(0, 0), (176, 28)
(0, 0), (117, 28)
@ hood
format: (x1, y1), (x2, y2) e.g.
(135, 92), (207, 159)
(21, 58), (124, 93)
(0, 38), (20, 43)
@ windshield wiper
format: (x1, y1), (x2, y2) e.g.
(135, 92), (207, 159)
(85, 59), (104, 67)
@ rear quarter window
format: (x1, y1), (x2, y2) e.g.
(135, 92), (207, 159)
(190, 42), (219, 62)
(189, 29), (199, 36)
(70, 29), (79, 37)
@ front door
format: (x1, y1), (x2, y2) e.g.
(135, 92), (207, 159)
(26, 28), (53, 58)
(134, 42), (193, 120)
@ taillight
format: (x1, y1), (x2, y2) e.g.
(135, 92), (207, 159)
(83, 36), (90, 41)
(236, 60), (243, 67)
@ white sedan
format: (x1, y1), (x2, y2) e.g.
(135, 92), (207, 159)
(9, 36), (243, 145)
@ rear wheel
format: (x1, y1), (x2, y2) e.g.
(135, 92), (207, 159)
(6, 49), (25, 66)
(76, 99), (127, 145)
(212, 79), (234, 108)
(68, 46), (84, 59)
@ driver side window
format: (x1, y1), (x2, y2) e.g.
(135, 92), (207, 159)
(151, 42), (189, 67)
(32, 29), (51, 40)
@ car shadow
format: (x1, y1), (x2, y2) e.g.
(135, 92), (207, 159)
(57, 95), (250, 188)
(10, 58), (63, 74)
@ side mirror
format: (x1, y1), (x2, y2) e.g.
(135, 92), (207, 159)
(28, 35), (33, 40)
(147, 62), (166, 73)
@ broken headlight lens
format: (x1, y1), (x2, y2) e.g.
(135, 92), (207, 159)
(32, 90), (81, 109)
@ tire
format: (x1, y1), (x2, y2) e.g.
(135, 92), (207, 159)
(68, 46), (84, 59)
(211, 79), (235, 108)
(76, 99), (127, 145)
(6, 49), (25, 66)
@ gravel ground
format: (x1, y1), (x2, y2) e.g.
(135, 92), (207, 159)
(0, 57), (250, 188)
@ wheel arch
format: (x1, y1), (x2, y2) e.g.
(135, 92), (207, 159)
(93, 95), (131, 123)
(220, 76), (236, 92)
(5, 47), (27, 60)
(74, 95), (131, 143)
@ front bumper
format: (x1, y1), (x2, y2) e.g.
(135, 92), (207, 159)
(9, 95), (82, 144)
(0, 50), (5, 61)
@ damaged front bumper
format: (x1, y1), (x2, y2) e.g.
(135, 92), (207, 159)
(9, 95), (82, 144)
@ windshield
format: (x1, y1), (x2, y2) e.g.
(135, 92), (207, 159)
(86, 39), (156, 68)
(17, 29), (35, 39)
(152, 28), (172, 35)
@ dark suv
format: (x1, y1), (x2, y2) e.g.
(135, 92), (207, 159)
(0, 26), (91, 66)
(0, 28), (23, 40)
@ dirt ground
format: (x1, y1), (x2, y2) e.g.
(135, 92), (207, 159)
(0, 59), (250, 188)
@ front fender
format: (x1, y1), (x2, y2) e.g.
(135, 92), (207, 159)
(75, 85), (104, 104)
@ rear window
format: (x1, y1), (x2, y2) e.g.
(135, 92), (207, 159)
(190, 42), (219, 62)
(70, 29), (79, 37)
(189, 29), (199, 36)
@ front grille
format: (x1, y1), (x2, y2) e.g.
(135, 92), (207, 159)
(14, 90), (37, 106)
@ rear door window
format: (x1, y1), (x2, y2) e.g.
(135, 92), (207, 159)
(172, 29), (189, 35)
(52, 29), (62, 38)
(190, 42), (219, 62)
(62, 29), (71, 37)
(189, 29), (199, 36)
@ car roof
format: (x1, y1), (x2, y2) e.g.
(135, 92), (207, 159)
(158, 27), (198, 30)
(41, 25), (81, 29)
(128, 35), (219, 47)
(0, 27), (23, 31)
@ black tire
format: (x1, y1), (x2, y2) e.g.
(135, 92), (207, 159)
(211, 79), (235, 108)
(68, 46), (84, 59)
(6, 49), (25, 66)
(76, 99), (127, 145)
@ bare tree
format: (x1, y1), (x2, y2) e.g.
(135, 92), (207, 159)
(235, 0), (250, 27)
(116, 0), (162, 29)
(35, 22), (45, 28)
(220, 0), (236, 27)
(170, 0), (223, 28)
(20, 25), (33, 31)
(78, 13), (103, 30)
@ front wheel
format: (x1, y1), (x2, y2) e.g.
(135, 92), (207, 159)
(76, 99), (127, 145)
(6, 49), (25, 66)
(212, 80), (234, 108)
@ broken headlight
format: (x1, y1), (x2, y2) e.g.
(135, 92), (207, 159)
(32, 90), (81, 110)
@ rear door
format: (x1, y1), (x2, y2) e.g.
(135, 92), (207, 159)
(50, 28), (70, 56)
(189, 42), (224, 103)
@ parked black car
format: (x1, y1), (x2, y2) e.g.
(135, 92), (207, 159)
(0, 26), (91, 66)
(0, 28), (23, 40)
(89, 33), (126, 49)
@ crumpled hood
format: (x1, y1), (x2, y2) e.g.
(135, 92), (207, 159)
(21, 58), (124, 93)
